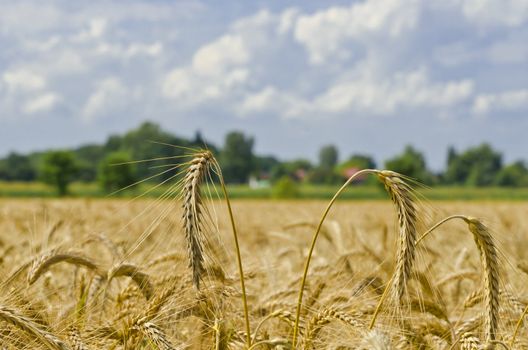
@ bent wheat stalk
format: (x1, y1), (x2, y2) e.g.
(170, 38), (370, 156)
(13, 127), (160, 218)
(292, 169), (417, 348)
(415, 215), (500, 348)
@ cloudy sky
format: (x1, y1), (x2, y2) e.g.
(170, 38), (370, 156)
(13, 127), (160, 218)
(1, 0), (527, 170)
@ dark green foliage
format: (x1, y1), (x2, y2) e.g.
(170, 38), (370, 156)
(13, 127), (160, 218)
(342, 154), (376, 169)
(319, 145), (339, 170)
(98, 152), (137, 193)
(0, 152), (36, 181)
(385, 145), (433, 184)
(270, 159), (312, 182)
(105, 135), (123, 152)
(75, 144), (106, 182)
(271, 176), (300, 198)
(255, 155), (280, 176)
(119, 122), (190, 180)
(220, 131), (255, 183)
(2, 121), (528, 189)
(39, 150), (78, 196)
(445, 143), (502, 186)
(494, 161), (528, 187)
(307, 167), (341, 184)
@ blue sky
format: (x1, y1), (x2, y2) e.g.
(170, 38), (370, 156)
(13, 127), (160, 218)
(1, 0), (527, 170)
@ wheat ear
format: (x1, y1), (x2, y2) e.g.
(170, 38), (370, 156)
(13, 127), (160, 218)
(180, 150), (251, 346)
(377, 171), (418, 303)
(415, 215), (500, 347)
(107, 263), (153, 300)
(133, 318), (176, 350)
(0, 304), (70, 350)
(28, 250), (100, 285)
(301, 307), (363, 349)
(68, 326), (89, 350)
(182, 151), (213, 290)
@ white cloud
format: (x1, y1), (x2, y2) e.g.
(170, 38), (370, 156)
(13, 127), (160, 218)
(237, 86), (306, 119)
(236, 69), (474, 119)
(278, 8), (300, 34)
(282, 68), (474, 118)
(472, 89), (528, 115)
(294, 0), (420, 64)
(192, 34), (250, 76)
(74, 18), (107, 42)
(23, 92), (61, 114)
(239, 86), (278, 113)
(162, 66), (249, 105)
(162, 25), (261, 105)
(460, 0), (528, 27)
(3, 69), (46, 92)
(82, 78), (128, 121)
(0, 3), (63, 33)
(95, 41), (163, 58)
(487, 38), (528, 64)
(24, 36), (62, 52)
(126, 42), (163, 57)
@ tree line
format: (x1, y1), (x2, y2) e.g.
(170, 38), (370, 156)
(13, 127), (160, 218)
(1, 121), (527, 195)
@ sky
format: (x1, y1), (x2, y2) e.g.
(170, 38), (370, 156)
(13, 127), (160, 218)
(0, 0), (527, 170)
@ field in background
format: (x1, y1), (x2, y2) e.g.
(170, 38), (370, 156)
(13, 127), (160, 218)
(1, 198), (527, 348)
(2, 181), (528, 200)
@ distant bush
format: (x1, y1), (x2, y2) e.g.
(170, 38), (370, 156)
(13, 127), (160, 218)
(39, 150), (79, 196)
(98, 152), (137, 193)
(271, 176), (300, 199)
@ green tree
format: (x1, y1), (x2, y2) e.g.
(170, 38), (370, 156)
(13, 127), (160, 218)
(319, 145), (339, 170)
(98, 152), (137, 193)
(270, 159), (313, 182)
(120, 122), (193, 181)
(39, 151), (78, 196)
(220, 131), (255, 183)
(494, 161), (528, 187)
(343, 154), (376, 169)
(306, 167), (341, 184)
(271, 176), (300, 198)
(255, 155), (280, 176)
(75, 144), (106, 182)
(385, 145), (433, 184)
(445, 143), (502, 186)
(104, 135), (123, 152)
(0, 152), (36, 181)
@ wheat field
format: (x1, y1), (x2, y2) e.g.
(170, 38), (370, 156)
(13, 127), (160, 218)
(1, 192), (527, 349)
